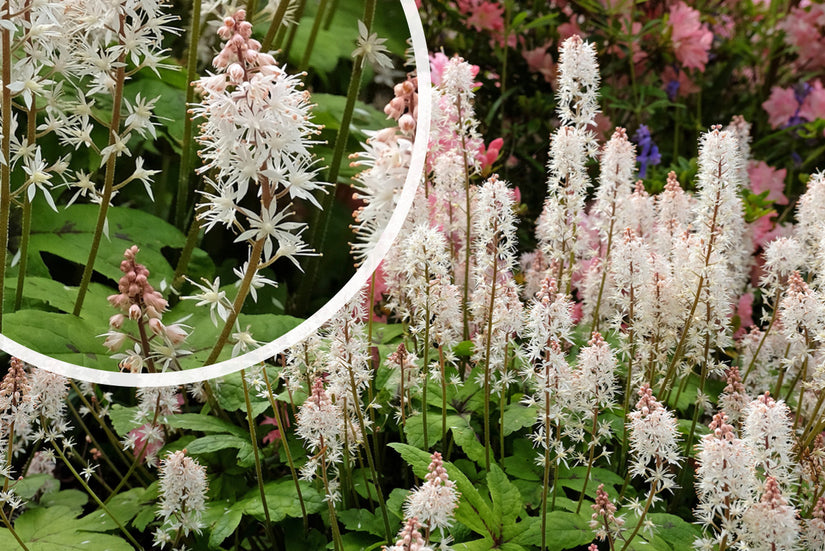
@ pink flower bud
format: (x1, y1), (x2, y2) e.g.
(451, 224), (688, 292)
(238, 21), (253, 39)
(165, 324), (188, 345)
(399, 113), (415, 134)
(103, 331), (127, 352)
(129, 304), (142, 320)
(109, 314), (125, 329)
(228, 63), (244, 83)
(149, 317), (164, 336)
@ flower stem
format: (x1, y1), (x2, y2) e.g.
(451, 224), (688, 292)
(173, 0), (202, 230)
(261, 366), (308, 530)
(204, 237), (264, 365)
(0, 2), (12, 330)
(74, 16), (127, 317)
(241, 368), (275, 545)
(291, 0), (375, 315)
(51, 437), (142, 549)
(620, 479), (659, 551)
(0, 507), (28, 551)
(261, 0), (292, 51)
(298, 0), (329, 72)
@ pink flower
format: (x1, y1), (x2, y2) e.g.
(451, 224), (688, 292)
(748, 160), (788, 205)
(261, 406), (291, 445)
(460, 0), (505, 34)
(733, 292), (754, 338)
(800, 79), (825, 121)
(558, 16), (585, 40)
(522, 44), (555, 84)
(763, 86), (800, 128)
(750, 213), (783, 252)
(128, 423), (164, 463)
(668, 2), (713, 71)
(781, 4), (825, 70)
(478, 137), (504, 172)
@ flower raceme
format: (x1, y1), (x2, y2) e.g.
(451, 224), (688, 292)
(191, 8), (327, 269)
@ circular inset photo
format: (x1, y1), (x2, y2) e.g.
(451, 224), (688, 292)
(0, 0), (430, 386)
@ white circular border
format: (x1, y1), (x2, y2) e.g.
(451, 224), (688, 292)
(0, 0), (431, 387)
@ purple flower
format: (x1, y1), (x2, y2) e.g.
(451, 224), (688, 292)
(633, 125), (661, 178)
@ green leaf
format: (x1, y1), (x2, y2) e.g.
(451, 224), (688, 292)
(502, 402), (537, 436)
(1, 505), (133, 551)
(77, 487), (149, 532)
(208, 504), (244, 548)
(12, 474), (58, 500)
(108, 404), (140, 438)
(213, 371), (271, 416)
(487, 465), (523, 538)
(237, 479), (325, 522)
(186, 434), (253, 458)
(28, 201), (184, 285)
(338, 508), (387, 538)
(647, 513), (702, 550)
(450, 417), (486, 466)
(557, 466), (624, 500)
(513, 511), (595, 550)
(389, 443), (495, 539)
(39, 489), (87, 510)
(165, 413), (248, 439)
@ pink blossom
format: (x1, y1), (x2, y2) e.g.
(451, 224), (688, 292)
(456, 0), (505, 34)
(261, 408), (290, 445)
(668, 2), (713, 71)
(750, 214), (783, 252)
(748, 160), (788, 205)
(558, 16), (585, 40)
(479, 137), (504, 172)
(800, 79), (825, 121)
(522, 44), (555, 84)
(781, 4), (825, 70)
(762, 86), (799, 128)
(733, 292), (754, 338)
(128, 423), (164, 463)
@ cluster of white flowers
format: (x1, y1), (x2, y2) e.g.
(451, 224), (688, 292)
(191, 8), (327, 269)
(154, 450), (208, 548)
(403, 452), (460, 542)
(627, 384), (681, 493)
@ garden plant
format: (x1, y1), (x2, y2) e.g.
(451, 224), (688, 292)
(2, 1), (825, 551)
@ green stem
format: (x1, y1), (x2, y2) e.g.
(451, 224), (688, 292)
(51, 439), (142, 548)
(422, 266), (431, 450)
(261, 367), (308, 530)
(13, 198), (31, 310)
(261, 0), (293, 51)
(0, 3), (12, 330)
(204, 237), (264, 365)
(482, 223), (499, 472)
(298, 0), (329, 72)
(345, 334), (392, 542)
(576, 406), (600, 514)
(174, 0), (202, 230)
(0, 506), (28, 551)
(320, 446), (344, 551)
(172, 212), (203, 292)
(620, 478), (659, 551)
(74, 17), (127, 317)
(292, 0), (375, 314)
(241, 369), (275, 545)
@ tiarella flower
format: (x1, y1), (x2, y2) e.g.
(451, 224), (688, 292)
(191, 8), (327, 268)
(155, 450), (208, 548)
(404, 452), (460, 533)
(694, 412), (757, 545)
(717, 367), (750, 424)
(590, 484), (624, 542)
(556, 35), (601, 130)
(803, 496), (825, 550)
(352, 19), (393, 70)
(739, 476), (800, 551)
(795, 171), (825, 279)
(743, 392), (797, 488)
(182, 277), (232, 327)
(383, 517), (433, 551)
(627, 384), (681, 492)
